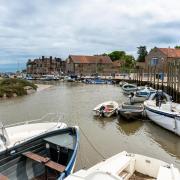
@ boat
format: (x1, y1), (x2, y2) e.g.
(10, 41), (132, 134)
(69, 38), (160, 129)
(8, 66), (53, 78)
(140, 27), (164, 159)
(136, 86), (156, 97)
(0, 113), (67, 151)
(122, 83), (137, 95)
(40, 75), (59, 81)
(65, 150), (180, 180)
(144, 91), (180, 136)
(93, 101), (119, 117)
(119, 81), (127, 87)
(0, 126), (79, 180)
(117, 102), (144, 121)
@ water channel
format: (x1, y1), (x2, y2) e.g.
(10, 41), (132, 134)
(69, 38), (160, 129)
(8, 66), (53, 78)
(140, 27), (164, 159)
(0, 82), (179, 171)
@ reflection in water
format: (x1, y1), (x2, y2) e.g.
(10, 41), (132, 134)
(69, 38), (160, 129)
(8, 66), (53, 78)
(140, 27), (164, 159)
(116, 119), (143, 136)
(93, 116), (117, 128)
(145, 122), (180, 159)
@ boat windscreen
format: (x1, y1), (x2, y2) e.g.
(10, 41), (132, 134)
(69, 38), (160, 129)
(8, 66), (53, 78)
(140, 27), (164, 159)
(0, 123), (10, 147)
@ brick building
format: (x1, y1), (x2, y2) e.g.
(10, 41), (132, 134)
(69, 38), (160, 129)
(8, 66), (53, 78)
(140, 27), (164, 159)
(26, 56), (65, 76)
(66, 55), (120, 75)
(144, 47), (180, 72)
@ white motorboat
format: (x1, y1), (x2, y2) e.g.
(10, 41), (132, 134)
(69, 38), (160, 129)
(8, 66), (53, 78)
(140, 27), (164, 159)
(119, 81), (128, 87)
(93, 101), (119, 117)
(122, 83), (137, 95)
(136, 86), (156, 97)
(65, 151), (180, 180)
(40, 74), (59, 81)
(0, 113), (67, 151)
(144, 91), (180, 136)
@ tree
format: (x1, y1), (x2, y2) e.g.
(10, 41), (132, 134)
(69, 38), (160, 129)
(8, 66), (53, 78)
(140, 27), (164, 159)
(108, 51), (125, 61)
(124, 55), (135, 68)
(137, 46), (148, 62)
(175, 46), (180, 49)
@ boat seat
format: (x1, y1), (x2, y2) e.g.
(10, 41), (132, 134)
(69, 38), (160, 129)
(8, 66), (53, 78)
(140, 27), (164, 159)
(0, 174), (8, 180)
(22, 151), (66, 172)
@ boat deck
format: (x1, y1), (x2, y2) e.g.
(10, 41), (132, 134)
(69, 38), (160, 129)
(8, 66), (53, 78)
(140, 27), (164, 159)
(129, 171), (155, 180)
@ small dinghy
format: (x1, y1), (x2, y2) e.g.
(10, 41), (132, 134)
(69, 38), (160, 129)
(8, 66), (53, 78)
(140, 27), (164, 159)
(117, 102), (144, 121)
(65, 151), (180, 180)
(93, 101), (119, 117)
(0, 126), (79, 180)
(122, 83), (137, 95)
(144, 91), (180, 136)
(0, 113), (67, 152)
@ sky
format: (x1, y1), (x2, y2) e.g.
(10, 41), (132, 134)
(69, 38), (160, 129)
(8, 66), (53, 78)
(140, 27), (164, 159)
(0, 0), (180, 71)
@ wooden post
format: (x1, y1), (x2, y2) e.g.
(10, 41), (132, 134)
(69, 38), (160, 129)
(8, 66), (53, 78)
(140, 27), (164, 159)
(178, 62), (180, 102)
(157, 68), (159, 90)
(153, 66), (156, 89)
(167, 62), (170, 94)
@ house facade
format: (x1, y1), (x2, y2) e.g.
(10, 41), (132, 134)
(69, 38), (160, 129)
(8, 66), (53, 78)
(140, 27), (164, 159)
(26, 56), (65, 77)
(66, 55), (119, 75)
(145, 47), (180, 72)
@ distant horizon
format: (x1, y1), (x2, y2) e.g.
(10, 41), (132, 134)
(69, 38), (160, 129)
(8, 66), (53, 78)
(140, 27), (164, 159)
(0, 63), (26, 73)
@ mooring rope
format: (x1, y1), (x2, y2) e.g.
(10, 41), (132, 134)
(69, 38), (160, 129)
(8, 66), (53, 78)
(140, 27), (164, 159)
(79, 126), (106, 159)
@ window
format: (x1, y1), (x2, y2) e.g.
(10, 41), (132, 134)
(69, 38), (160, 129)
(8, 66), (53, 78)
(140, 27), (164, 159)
(151, 58), (158, 66)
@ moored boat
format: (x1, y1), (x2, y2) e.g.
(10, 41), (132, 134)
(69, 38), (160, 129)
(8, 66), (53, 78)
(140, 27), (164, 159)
(144, 91), (180, 136)
(0, 126), (79, 180)
(0, 113), (67, 151)
(136, 86), (156, 97)
(65, 151), (180, 180)
(93, 101), (119, 117)
(122, 83), (137, 95)
(117, 102), (144, 121)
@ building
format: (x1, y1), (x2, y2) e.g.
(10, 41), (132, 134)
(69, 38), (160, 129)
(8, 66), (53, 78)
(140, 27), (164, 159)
(26, 56), (65, 76)
(145, 47), (180, 72)
(66, 55), (119, 75)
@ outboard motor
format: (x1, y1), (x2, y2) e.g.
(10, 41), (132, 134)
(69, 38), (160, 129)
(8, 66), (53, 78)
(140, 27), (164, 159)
(99, 106), (105, 117)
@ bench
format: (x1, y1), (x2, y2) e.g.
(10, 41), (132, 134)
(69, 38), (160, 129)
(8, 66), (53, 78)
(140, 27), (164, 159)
(22, 151), (66, 172)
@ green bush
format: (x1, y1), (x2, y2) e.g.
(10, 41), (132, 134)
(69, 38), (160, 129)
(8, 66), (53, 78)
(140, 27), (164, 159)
(0, 78), (37, 98)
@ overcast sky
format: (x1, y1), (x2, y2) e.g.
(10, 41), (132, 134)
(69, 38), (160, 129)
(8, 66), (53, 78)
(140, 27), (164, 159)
(0, 0), (180, 66)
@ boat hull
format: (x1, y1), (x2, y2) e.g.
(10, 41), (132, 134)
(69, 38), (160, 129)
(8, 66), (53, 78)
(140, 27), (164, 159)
(0, 127), (79, 180)
(118, 110), (143, 121)
(145, 105), (180, 136)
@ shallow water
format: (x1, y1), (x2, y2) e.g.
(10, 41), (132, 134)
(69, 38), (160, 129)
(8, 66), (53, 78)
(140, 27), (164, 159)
(0, 82), (179, 170)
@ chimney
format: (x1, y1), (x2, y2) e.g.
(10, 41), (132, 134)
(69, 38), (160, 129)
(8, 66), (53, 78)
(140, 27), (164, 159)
(50, 56), (52, 61)
(42, 56), (44, 60)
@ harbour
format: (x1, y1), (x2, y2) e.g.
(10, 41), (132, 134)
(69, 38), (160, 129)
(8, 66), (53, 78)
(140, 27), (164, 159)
(0, 82), (179, 173)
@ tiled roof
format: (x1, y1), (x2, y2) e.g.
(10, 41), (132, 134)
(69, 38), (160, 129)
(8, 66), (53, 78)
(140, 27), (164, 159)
(159, 48), (180, 58)
(69, 55), (112, 64)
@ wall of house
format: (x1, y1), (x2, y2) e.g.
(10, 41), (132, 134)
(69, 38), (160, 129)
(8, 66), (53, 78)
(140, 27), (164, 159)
(26, 57), (63, 76)
(145, 48), (167, 72)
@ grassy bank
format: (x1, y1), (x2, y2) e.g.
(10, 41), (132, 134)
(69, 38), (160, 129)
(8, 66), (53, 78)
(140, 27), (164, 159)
(0, 78), (37, 98)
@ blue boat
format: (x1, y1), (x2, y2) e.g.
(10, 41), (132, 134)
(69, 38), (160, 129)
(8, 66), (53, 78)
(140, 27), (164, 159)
(0, 126), (79, 180)
(136, 86), (156, 97)
(84, 78), (113, 84)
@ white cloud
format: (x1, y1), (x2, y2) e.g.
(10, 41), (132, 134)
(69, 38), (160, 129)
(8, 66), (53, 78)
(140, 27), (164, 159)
(0, 0), (180, 66)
